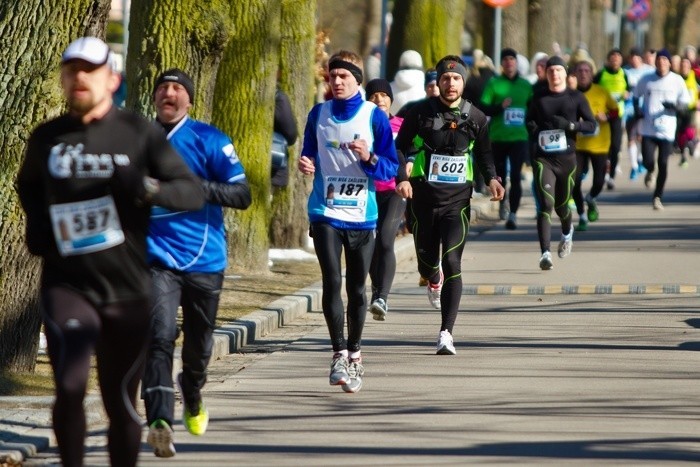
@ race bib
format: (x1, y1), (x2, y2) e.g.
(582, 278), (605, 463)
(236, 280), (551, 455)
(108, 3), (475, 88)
(653, 115), (673, 133)
(49, 195), (125, 256)
(323, 175), (369, 221)
(538, 129), (567, 152)
(427, 153), (467, 184)
(503, 107), (525, 126)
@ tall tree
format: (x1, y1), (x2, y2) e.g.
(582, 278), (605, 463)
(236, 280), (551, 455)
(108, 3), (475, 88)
(501, 0), (529, 56)
(0, 0), (111, 372)
(212, 1), (281, 272)
(386, 0), (466, 79)
(660, 0), (698, 52)
(125, 0), (232, 121)
(527, 0), (567, 56)
(269, 0), (317, 248)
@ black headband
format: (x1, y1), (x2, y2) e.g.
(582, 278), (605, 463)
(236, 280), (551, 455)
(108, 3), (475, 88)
(328, 59), (363, 85)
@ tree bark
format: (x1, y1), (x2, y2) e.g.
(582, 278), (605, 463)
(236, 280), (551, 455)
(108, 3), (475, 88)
(501, 0), (529, 56)
(213, 1), (281, 272)
(386, 0), (466, 80)
(125, 0), (231, 121)
(0, 0), (111, 372)
(269, 0), (317, 249)
(528, 0), (568, 56)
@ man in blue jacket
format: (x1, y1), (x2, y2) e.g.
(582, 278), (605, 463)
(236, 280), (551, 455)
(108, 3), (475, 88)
(142, 69), (252, 458)
(298, 50), (398, 394)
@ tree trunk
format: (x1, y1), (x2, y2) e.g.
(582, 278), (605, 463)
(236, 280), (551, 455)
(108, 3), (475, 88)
(501, 0), (529, 57)
(0, 0), (111, 372)
(213, 1), (281, 272)
(269, 0), (317, 249)
(528, 0), (568, 56)
(387, 0), (466, 80)
(125, 0), (231, 121)
(586, 0), (608, 66)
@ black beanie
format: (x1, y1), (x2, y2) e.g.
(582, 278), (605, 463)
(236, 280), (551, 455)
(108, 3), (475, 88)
(154, 68), (195, 104)
(501, 48), (517, 61)
(365, 78), (393, 102)
(545, 55), (568, 70)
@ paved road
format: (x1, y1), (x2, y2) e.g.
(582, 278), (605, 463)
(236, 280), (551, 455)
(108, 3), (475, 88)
(7, 154), (700, 466)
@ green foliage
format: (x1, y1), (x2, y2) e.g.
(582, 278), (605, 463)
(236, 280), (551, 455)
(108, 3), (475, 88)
(106, 20), (124, 44)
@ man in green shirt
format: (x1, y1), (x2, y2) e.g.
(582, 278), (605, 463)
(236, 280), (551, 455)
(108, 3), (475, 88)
(481, 48), (533, 229)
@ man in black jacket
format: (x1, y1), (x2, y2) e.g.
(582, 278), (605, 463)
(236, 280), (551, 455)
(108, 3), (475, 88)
(16, 37), (204, 467)
(395, 54), (504, 356)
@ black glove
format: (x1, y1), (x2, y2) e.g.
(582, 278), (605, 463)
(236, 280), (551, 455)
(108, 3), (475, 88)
(551, 115), (572, 130)
(662, 101), (677, 113)
(526, 120), (538, 135)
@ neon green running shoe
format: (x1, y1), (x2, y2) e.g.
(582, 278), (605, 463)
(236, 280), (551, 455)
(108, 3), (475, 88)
(183, 401), (209, 436)
(586, 196), (599, 222)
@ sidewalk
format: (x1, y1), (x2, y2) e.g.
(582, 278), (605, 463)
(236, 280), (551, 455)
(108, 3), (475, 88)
(0, 193), (500, 465)
(6, 151), (699, 464)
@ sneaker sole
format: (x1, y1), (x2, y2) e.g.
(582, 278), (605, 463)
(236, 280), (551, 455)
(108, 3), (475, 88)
(539, 261), (553, 270)
(147, 427), (176, 458)
(329, 376), (348, 386)
(341, 379), (362, 393)
(369, 304), (387, 321)
(436, 346), (456, 355)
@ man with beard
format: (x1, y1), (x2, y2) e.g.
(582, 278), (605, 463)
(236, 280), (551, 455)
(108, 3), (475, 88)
(395, 55), (505, 356)
(16, 37), (204, 467)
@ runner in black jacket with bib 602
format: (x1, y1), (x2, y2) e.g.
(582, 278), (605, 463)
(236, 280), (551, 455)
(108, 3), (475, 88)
(395, 55), (504, 356)
(16, 37), (204, 467)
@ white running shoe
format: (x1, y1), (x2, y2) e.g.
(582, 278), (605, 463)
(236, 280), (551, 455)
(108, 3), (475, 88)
(329, 353), (349, 386)
(539, 251), (553, 270)
(426, 270), (443, 310)
(147, 419), (176, 458)
(369, 298), (388, 321)
(436, 330), (456, 355)
(653, 197), (664, 210)
(558, 231), (573, 258)
(341, 358), (364, 393)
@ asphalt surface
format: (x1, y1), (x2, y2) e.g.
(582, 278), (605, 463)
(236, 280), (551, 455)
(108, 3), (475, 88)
(2, 152), (699, 466)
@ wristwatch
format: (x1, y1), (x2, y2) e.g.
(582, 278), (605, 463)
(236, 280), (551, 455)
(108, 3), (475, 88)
(568, 122), (575, 131)
(369, 152), (379, 166)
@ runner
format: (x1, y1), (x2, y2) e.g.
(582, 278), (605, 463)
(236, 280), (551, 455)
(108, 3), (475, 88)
(633, 48), (691, 210)
(142, 69), (252, 458)
(395, 54), (505, 355)
(298, 51), (398, 392)
(480, 47), (533, 230)
(572, 58), (619, 231)
(364, 78), (405, 321)
(16, 37), (204, 467)
(526, 56), (596, 270)
(593, 48), (630, 191)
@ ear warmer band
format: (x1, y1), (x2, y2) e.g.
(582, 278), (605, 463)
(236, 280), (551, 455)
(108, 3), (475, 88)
(328, 59), (363, 85)
(436, 60), (468, 84)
